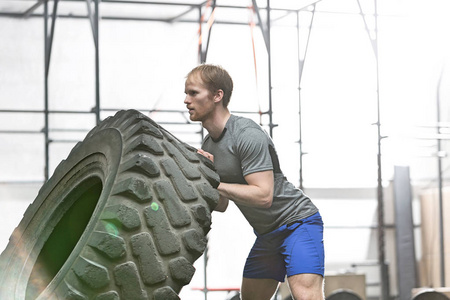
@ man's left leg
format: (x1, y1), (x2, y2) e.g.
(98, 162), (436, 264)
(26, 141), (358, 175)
(240, 277), (279, 300)
(287, 273), (324, 300)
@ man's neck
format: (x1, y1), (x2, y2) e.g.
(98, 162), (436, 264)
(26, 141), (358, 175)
(202, 110), (231, 140)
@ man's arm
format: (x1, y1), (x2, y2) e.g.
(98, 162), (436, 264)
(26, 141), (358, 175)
(198, 148), (274, 210)
(217, 170), (274, 208)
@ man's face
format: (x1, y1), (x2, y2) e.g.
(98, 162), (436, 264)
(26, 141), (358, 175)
(184, 74), (215, 122)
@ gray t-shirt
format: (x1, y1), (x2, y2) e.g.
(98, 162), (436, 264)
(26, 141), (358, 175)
(202, 114), (318, 234)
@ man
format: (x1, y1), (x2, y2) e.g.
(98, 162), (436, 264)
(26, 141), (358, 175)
(184, 64), (324, 300)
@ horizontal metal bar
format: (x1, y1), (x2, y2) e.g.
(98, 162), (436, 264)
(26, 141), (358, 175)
(0, 124), (200, 134)
(49, 128), (90, 132)
(0, 180), (44, 184)
(97, 0), (205, 7)
(0, 13), (297, 28)
(9, 0), (310, 12)
(167, 130), (202, 134)
(102, 15), (255, 25)
(0, 127), (200, 134)
(328, 224), (420, 229)
(8, 0), (204, 6)
(351, 260), (379, 267)
(0, 109), (46, 113)
(0, 5), (310, 23)
(414, 134), (450, 140)
(0, 130), (42, 134)
(325, 224), (398, 229)
(144, 121), (199, 125)
(366, 282), (381, 287)
(104, 108), (270, 117)
(0, 109), (93, 114)
(0, 128), (89, 133)
(0, 108), (201, 115)
(415, 122), (450, 128)
(415, 151), (448, 158)
(0, 108), (191, 114)
(0, 4), (399, 20)
(166, 6), (197, 22)
(102, 108), (189, 113)
(230, 110), (269, 115)
(48, 140), (80, 144)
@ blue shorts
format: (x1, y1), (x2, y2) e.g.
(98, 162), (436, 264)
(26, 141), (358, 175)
(243, 212), (324, 282)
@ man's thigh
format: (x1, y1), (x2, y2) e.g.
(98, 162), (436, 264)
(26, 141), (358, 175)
(284, 212), (325, 277)
(241, 277), (279, 300)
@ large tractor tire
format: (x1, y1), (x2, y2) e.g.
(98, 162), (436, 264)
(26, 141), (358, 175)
(0, 109), (220, 300)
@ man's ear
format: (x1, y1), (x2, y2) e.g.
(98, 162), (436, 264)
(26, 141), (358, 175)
(213, 89), (224, 103)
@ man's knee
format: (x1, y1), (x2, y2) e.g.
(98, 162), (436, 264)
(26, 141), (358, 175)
(288, 273), (324, 300)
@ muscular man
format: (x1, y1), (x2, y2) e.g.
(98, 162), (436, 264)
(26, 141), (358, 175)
(184, 64), (325, 300)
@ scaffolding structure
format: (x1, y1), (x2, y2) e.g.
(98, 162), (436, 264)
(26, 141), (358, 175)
(0, 1), (325, 299)
(0, 0), (319, 181)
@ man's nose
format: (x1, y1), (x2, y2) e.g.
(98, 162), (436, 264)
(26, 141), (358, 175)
(184, 96), (190, 104)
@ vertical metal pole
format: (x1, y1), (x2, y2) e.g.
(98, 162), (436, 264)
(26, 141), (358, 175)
(436, 70), (445, 287)
(296, 7), (315, 190)
(356, 0), (390, 295)
(43, 0), (58, 181)
(373, 0), (390, 298)
(44, 0), (50, 181)
(437, 140), (445, 287)
(94, 0), (100, 124)
(199, 6), (208, 300)
(296, 11), (303, 190)
(197, 6), (203, 64)
(203, 0), (216, 63)
(251, 0), (274, 138)
(46, 0), (59, 75)
(203, 244), (208, 300)
(267, 0), (274, 138)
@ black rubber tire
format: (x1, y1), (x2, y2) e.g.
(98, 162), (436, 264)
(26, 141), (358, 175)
(0, 109), (220, 300)
(326, 289), (363, 300)
(413, 290), (450, 300)
(229, 294), (241, 300)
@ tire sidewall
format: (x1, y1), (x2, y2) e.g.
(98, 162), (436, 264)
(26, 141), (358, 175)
(0, 128), (123, 299)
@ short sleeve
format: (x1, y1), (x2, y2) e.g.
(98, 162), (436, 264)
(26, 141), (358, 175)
(235, 127), (273, 176)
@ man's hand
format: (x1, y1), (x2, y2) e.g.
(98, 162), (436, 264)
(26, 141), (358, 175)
(197, 149), (214, 162)
(197, 149), (229, 212)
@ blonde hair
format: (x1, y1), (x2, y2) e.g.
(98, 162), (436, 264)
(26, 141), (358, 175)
(187, 64), (233, 107)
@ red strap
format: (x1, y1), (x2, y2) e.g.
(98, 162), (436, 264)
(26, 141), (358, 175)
(198, 0), (216, 61)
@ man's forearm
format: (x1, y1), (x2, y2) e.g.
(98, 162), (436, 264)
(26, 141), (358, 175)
(217, 182), (272, 208)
